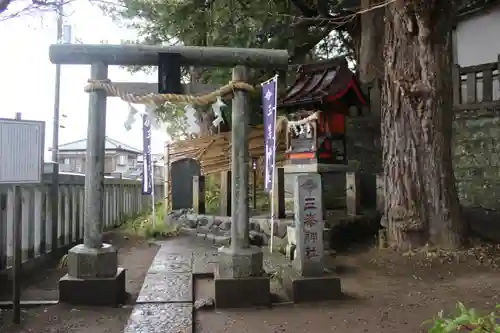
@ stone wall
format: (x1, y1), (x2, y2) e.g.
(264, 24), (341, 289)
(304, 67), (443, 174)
(342, 106), (500, 211)
(453, 110), (500, 209)
(346, 116), (381, 209)
(346, 111), (500, 211)
(324, 109), (500, 212)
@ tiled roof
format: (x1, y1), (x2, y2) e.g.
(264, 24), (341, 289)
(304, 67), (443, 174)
(278, 57), (367, 110)
(459, 0), (499, 17)
(59, 136), (141, 153)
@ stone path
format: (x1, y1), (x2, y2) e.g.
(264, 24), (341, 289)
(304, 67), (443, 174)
(121, 235), (293, 333)
(122, 237), (217, 333)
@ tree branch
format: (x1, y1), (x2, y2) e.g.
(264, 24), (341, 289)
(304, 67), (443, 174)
(0, 0), (125, 20)
(290, 23), (336, 61)
(290, 0), (318, 17)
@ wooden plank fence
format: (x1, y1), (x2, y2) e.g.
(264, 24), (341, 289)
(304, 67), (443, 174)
(453, 55), (500, 118)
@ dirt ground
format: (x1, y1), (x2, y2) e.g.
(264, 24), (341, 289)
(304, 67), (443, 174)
(197, 241), (500, 333)
(0, 231), (159, 333)
(2, 232), (500, 333)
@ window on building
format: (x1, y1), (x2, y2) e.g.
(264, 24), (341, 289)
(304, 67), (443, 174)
(75, 159), (83, 173)
(118, 155), (128, 165)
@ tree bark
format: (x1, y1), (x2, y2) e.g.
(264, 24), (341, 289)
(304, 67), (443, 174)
(382, 0), (466, 250)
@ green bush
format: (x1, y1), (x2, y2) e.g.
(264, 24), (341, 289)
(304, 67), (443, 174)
(204, 174), (270, 214)
(205, 174), (221, 214)
(426, 302), (500, 332)
(120, 201), (179, 239)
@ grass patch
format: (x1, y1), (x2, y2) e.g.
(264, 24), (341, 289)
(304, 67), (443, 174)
(120, 202), (180, 239)
(205, 173), (271, 215)
(426, 302), (500, 332)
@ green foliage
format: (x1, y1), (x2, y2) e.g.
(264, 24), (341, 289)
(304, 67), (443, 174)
(204, 173), (271, 214)
(425, 302), (500, 333)
(100, 0), (355, 80)
(155, 103), (189, 140)
(100, 0), (354, 133)
(120, 202), (180, 239)
(205, 174), (221, 214)
(252, 178), (271, 213)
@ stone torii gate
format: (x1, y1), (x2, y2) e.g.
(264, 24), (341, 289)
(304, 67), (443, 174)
(50, 44), (289, 307)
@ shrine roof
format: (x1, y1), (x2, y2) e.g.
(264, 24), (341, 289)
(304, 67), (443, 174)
(278, 57), (367, 109)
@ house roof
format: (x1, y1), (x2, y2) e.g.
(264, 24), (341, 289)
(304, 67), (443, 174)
(59, 136), (141, 154)
(458, 0), (500, 20)
(278, 57), (367, 111)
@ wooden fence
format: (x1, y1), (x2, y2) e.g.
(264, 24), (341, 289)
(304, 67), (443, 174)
(453, 56), (500, 116)
(0, 172), (163, 273)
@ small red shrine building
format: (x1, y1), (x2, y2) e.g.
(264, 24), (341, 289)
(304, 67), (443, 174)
(279, 57), (367, 165)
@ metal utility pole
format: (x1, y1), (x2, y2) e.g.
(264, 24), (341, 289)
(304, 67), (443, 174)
(49, 2), (63, 253)
(52, 2), (63, 162)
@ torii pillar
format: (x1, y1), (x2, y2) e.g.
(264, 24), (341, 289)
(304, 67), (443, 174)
(49, 44), (289, 307)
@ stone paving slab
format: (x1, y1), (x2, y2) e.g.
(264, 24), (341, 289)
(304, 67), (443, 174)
(192, 251), (219, 275)
(149, 253), (192, 273)
(123, 303), (192, 333)
(137, 272), (193, 303)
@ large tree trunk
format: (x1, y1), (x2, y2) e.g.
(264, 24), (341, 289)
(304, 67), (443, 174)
(382, 0), (466, 250)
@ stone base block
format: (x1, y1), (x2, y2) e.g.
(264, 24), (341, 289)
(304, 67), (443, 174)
(68, 243), (118, 279)
(281, 266), (341, 303)
(214, 274), (270, 308)
(59, 267), (127, 306)
(217, 246), (263, 278)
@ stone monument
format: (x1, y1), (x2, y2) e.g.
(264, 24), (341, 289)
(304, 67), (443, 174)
(281, 174), (342, 303)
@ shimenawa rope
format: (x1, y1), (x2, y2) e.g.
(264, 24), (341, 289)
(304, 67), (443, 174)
(84, 79), (255, 106)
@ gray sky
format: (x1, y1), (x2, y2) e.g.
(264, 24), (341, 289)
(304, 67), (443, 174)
(0, 1), (168, 160)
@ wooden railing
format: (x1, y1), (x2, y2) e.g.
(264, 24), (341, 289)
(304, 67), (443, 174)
(0, 172), (163, 273)
(453, 57), (500, 119)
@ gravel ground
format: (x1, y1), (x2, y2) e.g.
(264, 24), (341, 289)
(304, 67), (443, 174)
(0, 231), (159, 333)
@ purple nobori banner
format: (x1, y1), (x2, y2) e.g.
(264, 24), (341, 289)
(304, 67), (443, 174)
(142, 114), (153, 195)
(262, 76), (278, 193)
